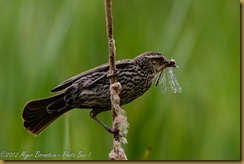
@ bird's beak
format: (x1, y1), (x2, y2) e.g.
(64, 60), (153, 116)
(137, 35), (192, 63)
(156, 59), (178, 72)
(166, 59), (178, 68)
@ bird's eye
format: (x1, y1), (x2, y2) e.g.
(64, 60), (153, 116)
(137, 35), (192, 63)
(152, 60), (157, 64)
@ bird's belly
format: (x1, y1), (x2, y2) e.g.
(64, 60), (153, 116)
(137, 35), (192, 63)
(77, 76), (153, 109)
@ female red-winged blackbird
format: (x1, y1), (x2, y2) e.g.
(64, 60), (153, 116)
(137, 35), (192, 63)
(22, 52), (178, 135)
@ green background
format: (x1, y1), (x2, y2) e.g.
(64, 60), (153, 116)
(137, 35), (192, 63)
(0, 0), (240, 160)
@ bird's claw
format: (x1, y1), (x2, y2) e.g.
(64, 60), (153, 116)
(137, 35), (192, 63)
(106, 127), (119, 134)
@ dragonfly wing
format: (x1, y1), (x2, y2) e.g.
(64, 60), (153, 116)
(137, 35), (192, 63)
(167, 68), (182, 93)
(161, 70), (167, 94)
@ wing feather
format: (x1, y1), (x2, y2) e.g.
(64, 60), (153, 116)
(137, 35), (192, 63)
(50, 59), (134, 92)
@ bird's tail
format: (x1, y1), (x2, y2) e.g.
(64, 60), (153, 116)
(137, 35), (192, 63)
(22, 93), (72, 135)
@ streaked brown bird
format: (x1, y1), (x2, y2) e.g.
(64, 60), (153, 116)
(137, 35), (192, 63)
(22, 52), (178, 135)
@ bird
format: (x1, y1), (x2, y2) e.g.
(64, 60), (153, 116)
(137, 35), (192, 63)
(22, 52), (178, 135)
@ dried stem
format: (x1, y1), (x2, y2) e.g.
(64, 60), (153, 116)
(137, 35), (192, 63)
(104, 0), (128, 160)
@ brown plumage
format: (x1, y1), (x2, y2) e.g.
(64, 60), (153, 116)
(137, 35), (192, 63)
(22, 52), (177, 135)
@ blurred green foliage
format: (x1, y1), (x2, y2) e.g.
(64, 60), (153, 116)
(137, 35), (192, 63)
(0, 0), (240, 160)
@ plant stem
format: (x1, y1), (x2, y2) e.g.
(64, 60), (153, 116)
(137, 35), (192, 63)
(104, 0), (128, 160)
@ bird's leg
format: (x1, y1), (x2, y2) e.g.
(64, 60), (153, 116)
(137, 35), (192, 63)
(90, 110), (118, 133)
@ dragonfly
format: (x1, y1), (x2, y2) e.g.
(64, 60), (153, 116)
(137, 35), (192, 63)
(155, 59), (182, 94)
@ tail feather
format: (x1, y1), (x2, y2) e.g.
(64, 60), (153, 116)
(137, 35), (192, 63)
(47, 99), (67, 113)
(22, 93), (72, 135)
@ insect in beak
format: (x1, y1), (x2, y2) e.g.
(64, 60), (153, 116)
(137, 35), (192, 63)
(155, 71), (163, 87)
(155, 58), (182, 93)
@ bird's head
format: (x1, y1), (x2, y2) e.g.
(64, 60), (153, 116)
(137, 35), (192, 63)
(134, 52), (178, 73)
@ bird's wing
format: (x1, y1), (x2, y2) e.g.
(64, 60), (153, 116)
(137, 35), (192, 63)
(50, 59), (134, 92)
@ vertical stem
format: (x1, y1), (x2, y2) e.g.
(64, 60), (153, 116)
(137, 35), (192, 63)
(104, 0), (117, 83)
(104, 0), (128, 160)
